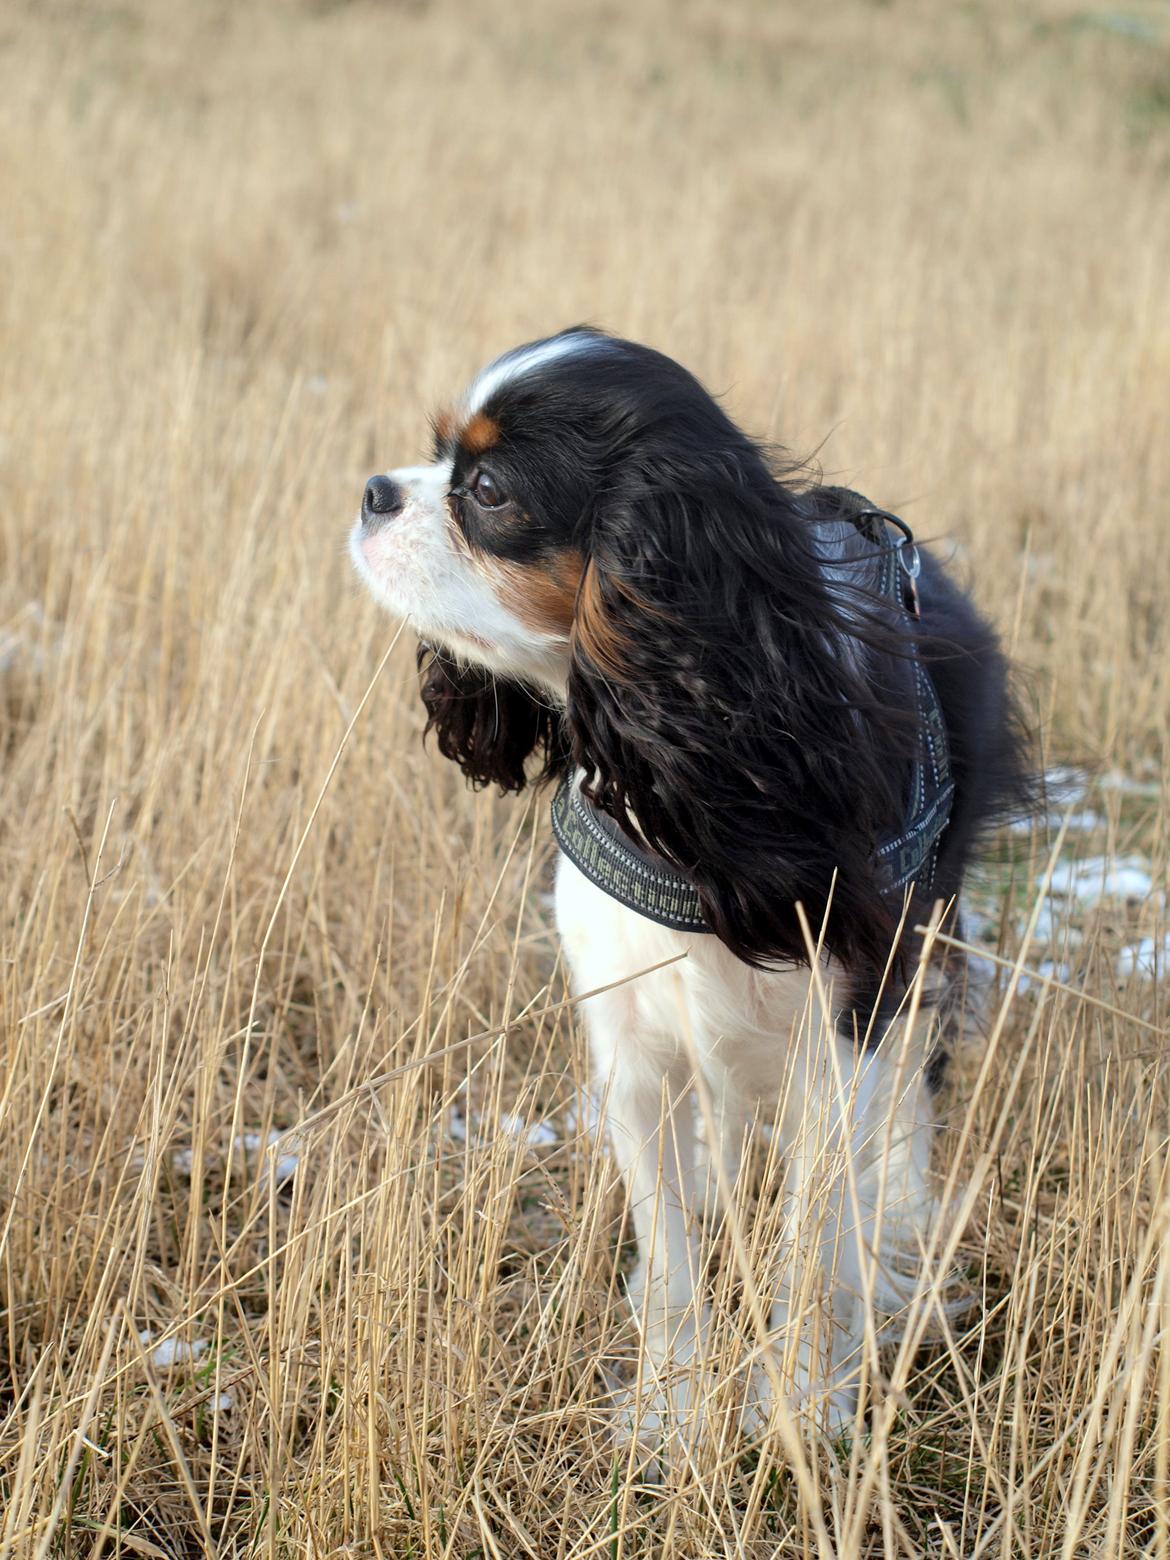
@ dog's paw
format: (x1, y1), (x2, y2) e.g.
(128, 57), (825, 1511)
(743, 1357), (860, 1444)
(682, 1135), (741, 1227)
(608, 1367), (735, 1474)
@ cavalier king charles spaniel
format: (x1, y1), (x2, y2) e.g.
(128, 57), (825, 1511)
(349, 327), (1030, 1450)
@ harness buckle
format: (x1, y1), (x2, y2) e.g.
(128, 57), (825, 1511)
(896, 536), (922, 616)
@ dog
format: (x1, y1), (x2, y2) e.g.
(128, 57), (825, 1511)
(349, 327), (1031, 1446)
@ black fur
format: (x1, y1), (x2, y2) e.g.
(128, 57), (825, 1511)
(418, 643), (567, 793)
(418, 328), (1033, 986)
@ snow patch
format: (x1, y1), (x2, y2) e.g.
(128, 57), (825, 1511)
(1098, 770), (1163, 799)
(1116, 933), (1170, 980)
(446, 1098), (469, 1144)
(1046, 856), (1155, 904)
(498, 1112), (559, 1148)
(447, 1086), (561, 1151)
(964, 949), (1000, 985)
(237, 1130), (299, 1184)
(1015, 960), (1071, 995)
(138, 1330), (208, 1368)
(1044, 767), (1089, 808)
(1010, 809), (1104, 836)
(174, 1130), (300, 1184)
(564, 1087), (604, 1138)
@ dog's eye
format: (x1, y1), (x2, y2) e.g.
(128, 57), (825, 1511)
(472, 470), (506, 509)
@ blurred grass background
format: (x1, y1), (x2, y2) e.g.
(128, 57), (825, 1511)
(1, 1), (1169, 1555)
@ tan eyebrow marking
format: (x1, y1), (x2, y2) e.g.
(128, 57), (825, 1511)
(460, 412), (501, 457)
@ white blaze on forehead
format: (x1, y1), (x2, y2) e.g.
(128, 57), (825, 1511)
(465, 331), (605, 415)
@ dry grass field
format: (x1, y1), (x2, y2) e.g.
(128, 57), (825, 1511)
(2, 0), (1170, 1554)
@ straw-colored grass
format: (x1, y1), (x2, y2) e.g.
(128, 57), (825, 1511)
(2, 0), (1169, 1553)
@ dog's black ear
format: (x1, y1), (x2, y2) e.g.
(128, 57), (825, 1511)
(417, 643), (568, 794)
(567, 455), (915, 969)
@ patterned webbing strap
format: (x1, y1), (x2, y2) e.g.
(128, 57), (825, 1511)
(551, 501), (955, 931)
(550, 774), (709, 933)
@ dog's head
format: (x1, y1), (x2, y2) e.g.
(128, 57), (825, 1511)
(350, 327), (916, 966)
(350, 327), (692, 698)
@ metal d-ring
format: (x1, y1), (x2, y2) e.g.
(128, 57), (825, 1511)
(856, 507), (922, 578)
(880, 511), (922, 579)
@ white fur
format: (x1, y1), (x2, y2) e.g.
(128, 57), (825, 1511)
(555, 842), (939, 1444)
(348, 461), (569, 693)
(465, 329), (604, 415)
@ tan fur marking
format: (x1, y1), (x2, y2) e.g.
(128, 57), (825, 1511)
(460, 411), (501, 457)
(571, 559), (632, 675)
(432, 406), (456, 446)
(486, 549), (585, 638)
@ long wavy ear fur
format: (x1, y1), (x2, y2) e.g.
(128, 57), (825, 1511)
(567, 451), (922, 971)
(417, 643), (568, 794)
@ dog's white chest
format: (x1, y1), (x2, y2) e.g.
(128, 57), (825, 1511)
(554, 852), (828, 1099)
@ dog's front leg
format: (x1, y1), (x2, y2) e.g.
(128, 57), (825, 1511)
(683, 1058), (747, 1226)
(588, 992), (701, 1341)
(582, 988), (714, 1445)
(751, 1029), (938, 1438)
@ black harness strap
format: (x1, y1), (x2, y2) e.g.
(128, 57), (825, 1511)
(850, 507), (955, 899)
(551, 501), (956, 931)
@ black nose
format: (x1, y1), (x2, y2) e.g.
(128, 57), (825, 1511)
(362, 475), (404, 525)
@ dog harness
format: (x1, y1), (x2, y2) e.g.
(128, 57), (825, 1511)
(550, 501), (955, 933)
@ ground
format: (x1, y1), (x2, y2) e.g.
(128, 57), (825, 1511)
(1, 0), (1169, 1554)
